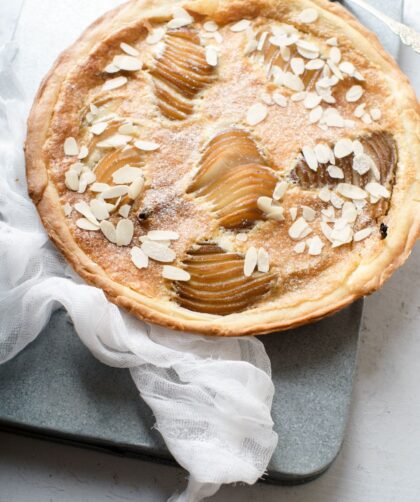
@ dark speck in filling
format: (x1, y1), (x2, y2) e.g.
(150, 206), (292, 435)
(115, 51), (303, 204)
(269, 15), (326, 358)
(380, 223), (388, 239)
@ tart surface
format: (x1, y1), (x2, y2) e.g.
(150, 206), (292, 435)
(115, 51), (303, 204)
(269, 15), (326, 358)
(26, 0), (420, 336)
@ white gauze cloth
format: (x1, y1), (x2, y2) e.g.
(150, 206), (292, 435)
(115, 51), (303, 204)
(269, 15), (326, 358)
(0, 40), (278, 502)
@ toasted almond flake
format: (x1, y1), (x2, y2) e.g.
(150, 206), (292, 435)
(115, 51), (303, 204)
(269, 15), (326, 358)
(63, 203), (72, 216)
(296, 39), (319, 53)
(236, 233), (248, 242)
(148, 230), (179, 241)
(120, 42), (139, 56)
(331, 225), (353, 245)
(78, 169), (96, 189)
(291, 91), (307, 102)
(346, 85), (364, 103)
(65, 171), (79, 191)
(309, 106), (323, 124)
(352, 140), (364, 156)
(291, 57), (305, 76)
(289, 207), (298, 221)
(318, 186), (331, 203)
(325, 111), (345, 128)
(302, 206), (316, 222)
(306, 58), (324, 70)
(76, 218), (100, 231)
(102, 76), (128, 92)
(162, 265), (190, 281)
(100, 185), (130, 199)
(342, 201), (358, 223)
(104, 64), (120, 74)
(128, 177), (145, 200)
(354, 103), (366, 118)
(339, 61), (355, 76)
(112, 166), (143, 184)
(90, 182), (110, 192)
(246, 103), (268, 126)
(353, 153), (374, 175)
(314, 144), (334, 164)
(64, 137), (79, 156)
(283, 72), (304, 92)
(113, 55), (142, 72)
(118, 204), (131, 218)
(99, 220), (117, 243)
(267, 206), (285, 221)
(231, 19), (251, 32)
(141, 240), (176, 263)
(354, 227), (374, 242)
(336, 183), (367, 200)
(302, 146), (318, 171)
(130, 247), (149, 269)
(90, 122), (108, 136)
(244, 246), (258, 277)
(294, 241), (306, 254)
(289, 217), (312, 240)
(273, 181), (288, 201)
(272, 91), (288, 107)
(97, 134), (132, 149)
(134, 139), (160, 151)
(78, 146), (89, 160)
(334, 138), (353, 159)
(321, 222), (333, 240)
(370, 108), (382, 121)
(304, 92), (322, 110)
(257, 196), (273, 214)
(329, 47), (341, 64)
(330, 191), (344, 209)
(115, 218), (134, 246)
(146, 28), (165, 45)
(257, 248), (270, 273)
(205, 45), (218, 66)
(74, 201), (99, 225)
(327, 165), (344, 179)
(89, 199), (110, 221)
(308, 236), (324, 256)
(298, 8), (319, 24)
(365, 182), (390, 199)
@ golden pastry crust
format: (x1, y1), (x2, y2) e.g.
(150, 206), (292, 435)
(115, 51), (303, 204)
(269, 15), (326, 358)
(26, 0), (420, 336)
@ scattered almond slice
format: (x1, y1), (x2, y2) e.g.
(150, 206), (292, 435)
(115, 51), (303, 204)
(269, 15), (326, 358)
(141, 240), (176, 263)
(134, 140), (160, 151)
(100, 220), (117, 243)
(231, 19), (251, 32)
(120, 42), (139, 56)
(244, 246), (258, 277)
(112, 166), (143, 184)
(365, 182), (390, 199)
(64, 137), (79, 156)
(289, 207), (298, 221)
(327, 165), (344, 179)
(162, 265), (190, 281)
(91, 122), (108, 136)
(119, 204), (131, 218)
(302, 206), (316, 222)
(131, 246), (149, 269)
(74, 201), (99, 225)
(112, 55), (142, 72)
(308, 236), (324, 256)
(267, 206), (285, 221)
(329, 47), (341, 65)
(128, 177), (145, 200)
(102, 76), (128, 92)
(288, 217), (312, 240)
(78, 146), (89, 160)
(257, 248), (270, 273)
(90, 182), (111, 193)
(370, 108), (382, 121)
(291, 57), (305, 76)
(97, 134), (132, 148)
(272, 91), (288, 107)
(346, 85), (364, 103)
(246, 103), (268, 126)
(273, 181), (288, 201)
(326, 37), (338, 46)
(354, 227), (374, 242)
(298, 8), (319, 24)
(294, 241), (306, 254)
(353, 153), (375, 175)
(148, 230), (180, 241)
(116, 218), (134, 246)
(339, 61), (355, 76)
(309, 106), (323, 124)
(336, 183), (367, 200)
(146, 28), (165, 45)
(203, 20), (219, 32)
(76, 218), (100, 231)
(63, 203), (72, 216)
(334, 138), (353, 159)
(314, 144), (334, 164)
(205, 45), (218, 67)
(318, 186), (331, 203)
(304, 93), (322, 110)
(330, 192), (344, 209)
(100, 185), (130, 199)
(90, 199), (110, 221)
(104, 64), (120, 74)
(236, 233), (248, 242)
(302, 146), (318, 171)
(65, 171), (79, 191)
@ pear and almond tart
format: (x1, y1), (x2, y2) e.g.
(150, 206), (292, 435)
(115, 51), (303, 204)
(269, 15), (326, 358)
(26, 0), (420, 336)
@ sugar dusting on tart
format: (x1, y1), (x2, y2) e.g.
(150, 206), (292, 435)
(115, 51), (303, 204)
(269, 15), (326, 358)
(29, 0), (418, 326)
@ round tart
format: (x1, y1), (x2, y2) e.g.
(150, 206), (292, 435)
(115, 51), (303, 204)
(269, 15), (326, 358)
(26, 0), (420, 336)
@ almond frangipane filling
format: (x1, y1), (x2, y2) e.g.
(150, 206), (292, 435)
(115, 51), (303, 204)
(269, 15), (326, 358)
(58, 6), (399, 316)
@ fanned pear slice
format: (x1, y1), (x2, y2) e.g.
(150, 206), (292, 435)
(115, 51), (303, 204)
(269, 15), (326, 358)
(291, 131), (397, 218)
(93, 146), (144, 184)
(150, 29), (216, 120)
(173, 243), (277, 315)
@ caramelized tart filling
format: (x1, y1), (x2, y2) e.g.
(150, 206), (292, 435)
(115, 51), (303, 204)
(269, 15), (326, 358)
(173, 243), (277, 315)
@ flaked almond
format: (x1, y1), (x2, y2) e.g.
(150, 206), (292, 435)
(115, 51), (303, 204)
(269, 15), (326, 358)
(327, 165), (344, 179)
(97, 134), (132, 149)
(298, 8), (319, 24)
(78, 146), (89, 160)
(273, 181), (288, 201)
(90, 122), (108, 136)
(131, 246), (149, 269)
(289, 207), (298, 221)
(116, 218), (134, 246)
(346, 85), (364, 103)
(76, 218), (100, 231)
(64, 137), (79, 156)
(308, 236), (324, 256)
(304, 93), (322, 110)
(141, 240), (176, 262)
(341, 201), (358, 223)
(339, 61), (355, 76)
(63, 203), (72, 216)
(148, 230), (179, 241)
(354, 227), (374, 242)
(203, 20), (219, 32)
(102, 76), (128, 92)
(330, 192), (344, 209)
(309, 106), (323, 124)
(100, 185), (130, 199)
(306, 58), (324, 70)
(134, 139), (160, 151)
(113, 55), (142, 72)
(90, 182), (110, 192)
(329, 47), (341, 65)
(334, 138), (353, 159)
(257, 248), (270, 273)
(257, 196), (273, 214)
(318, 186), (331, 203)
(119, 204), (131, 218)
(283, 72), (304, 92)
(90, 199), (110, 221)
(302, 146), (318, 171)
(100, 220), (117, 243)
(246, 103), (268, 126)
(205, 46), (218, 66)
(128, 177), (145, 200)
(244, 246), (258, 277)
(314, 143), (334, 164)
(65, 171), (79, 191)
(162, 265), (190, 281)
(120, 42), (140, 56)
(365, 182), (390, 199)
(74, 201), (99, 225)
(230, 19), (251, 32)
(146, 28), (165, 45)
(104, 64), (119, 74)
(272, 91), (288, 107)
(336, 183), (367, 200)
(370, 108), (382, 121)
(167, 17), (193, 29)
(291, 57), (305, 76)
(112, 166), (143, 184)
(267, 206), (285, 221)
(302, 206), (316, 222)
(353, 153), (375, 176)
(288, 217), (312, 240)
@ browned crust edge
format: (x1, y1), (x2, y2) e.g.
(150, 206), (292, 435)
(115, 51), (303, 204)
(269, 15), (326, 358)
(25, 0), (420, 336)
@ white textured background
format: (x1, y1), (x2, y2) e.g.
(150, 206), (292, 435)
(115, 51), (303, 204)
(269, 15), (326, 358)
(0, 1), (419, 501)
